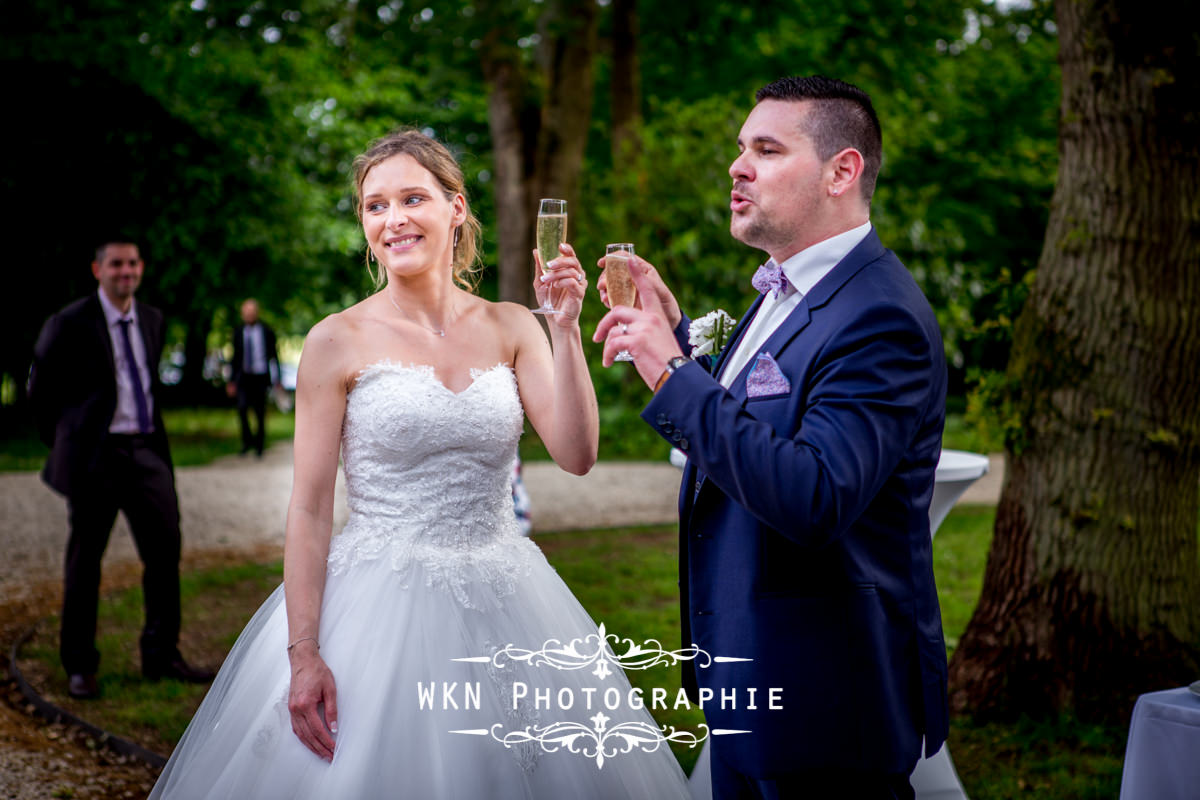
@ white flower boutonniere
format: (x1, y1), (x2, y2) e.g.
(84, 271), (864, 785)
(688, 309), (737, 358)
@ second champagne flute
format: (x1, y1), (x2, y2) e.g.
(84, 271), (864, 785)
(533, 198), (567, 315)
(604, 242), (637, 362)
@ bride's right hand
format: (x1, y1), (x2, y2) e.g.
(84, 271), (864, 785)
(287, 646), (338, 761)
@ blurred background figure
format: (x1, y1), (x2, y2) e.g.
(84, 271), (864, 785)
(511, 456), (532, 535)
(28, 239), (213, 699)
(227, 298), (280, 457)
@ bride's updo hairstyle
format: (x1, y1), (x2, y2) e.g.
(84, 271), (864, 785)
(352, 128), (483, 291)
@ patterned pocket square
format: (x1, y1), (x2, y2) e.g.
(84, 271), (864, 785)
(745, 352), (791, 398)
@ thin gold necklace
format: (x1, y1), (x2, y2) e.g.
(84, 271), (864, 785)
(387, 291), (450, 337)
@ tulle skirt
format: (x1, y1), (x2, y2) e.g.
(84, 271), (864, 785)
(149, 539), (692, 799)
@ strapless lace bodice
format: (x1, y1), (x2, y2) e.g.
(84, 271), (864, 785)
(327, 362), (540, 605)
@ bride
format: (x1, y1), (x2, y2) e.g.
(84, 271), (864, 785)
(148, 129), (691, 798)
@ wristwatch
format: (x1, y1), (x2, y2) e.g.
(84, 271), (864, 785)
(654, 356), (691, 393)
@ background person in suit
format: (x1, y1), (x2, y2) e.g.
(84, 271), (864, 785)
(227, 298), (280, 457)
(29, 240), (214, 699)
(595, 76), (948, 799)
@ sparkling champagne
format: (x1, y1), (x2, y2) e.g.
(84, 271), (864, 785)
(604, 251), (637, 308)
(605, 243), (637, 362)
(536, 213), (567, 275)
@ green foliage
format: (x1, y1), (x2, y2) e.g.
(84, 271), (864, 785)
(965, 368), (1028, 453)
(950, 714), (1124, 799)
(6, 0), (1062, 421)
(942, 411), (1005, 454)
(159, 406), (296, 466)
(932, 504), (996, 656)
(0, 406), (295, 472)
(873, 1), (1059, 385)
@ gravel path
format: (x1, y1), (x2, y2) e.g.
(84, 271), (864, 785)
(0, 446), (690, 608)
(0, 444), (1002, 798)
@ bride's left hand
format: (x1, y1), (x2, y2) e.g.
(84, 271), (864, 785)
(533, 243), (587, 327)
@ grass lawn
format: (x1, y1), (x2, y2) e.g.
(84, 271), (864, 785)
(0, 406), (296, 471)
(931, 508), (1126, 799)
(4, 409), (989, 471)
(16, 510), (1126, 797)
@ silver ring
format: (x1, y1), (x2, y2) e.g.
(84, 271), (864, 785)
(620, 323), (629, 335)
(577, 274), (585, 284)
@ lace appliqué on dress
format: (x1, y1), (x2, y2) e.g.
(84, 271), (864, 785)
(251, 685), (291, 760)
(483, 639), (543, 774)
(326, 362), (537, 608)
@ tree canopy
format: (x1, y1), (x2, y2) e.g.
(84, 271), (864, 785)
(4, 0), (1060, 407)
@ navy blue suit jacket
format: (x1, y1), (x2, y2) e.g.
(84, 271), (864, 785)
(642, 230), (948, 777)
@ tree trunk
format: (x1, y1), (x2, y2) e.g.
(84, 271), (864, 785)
(948, 0), (1200, 722)
(480, 34), (535, 306)
(533, 0), (598, 204)
(610, 0), (641, 165)
(479, 0), (598, 305)
(609, 0), (644, 239)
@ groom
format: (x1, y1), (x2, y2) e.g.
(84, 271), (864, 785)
(595, 76), (948, 798)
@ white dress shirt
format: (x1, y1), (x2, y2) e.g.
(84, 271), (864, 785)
(97, 288), (155, 434)
(718, 221), (873, 388)
(242, 323), (269, 375)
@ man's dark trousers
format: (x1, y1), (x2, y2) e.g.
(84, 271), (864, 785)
(61, 434), (181, 674)
(236, 373), (270, 455)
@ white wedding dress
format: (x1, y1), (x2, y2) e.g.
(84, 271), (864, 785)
(150, 362), (692, 799)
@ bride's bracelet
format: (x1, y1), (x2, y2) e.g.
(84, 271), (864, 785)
(287, 636), (319, 653)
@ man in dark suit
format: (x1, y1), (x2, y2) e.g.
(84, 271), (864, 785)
(29, 240), (214, 699)
(595, 76), (947, 798)
(227, 298), (280, 457)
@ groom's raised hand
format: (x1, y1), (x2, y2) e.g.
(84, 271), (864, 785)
(593, 255), (686, 390)
(595, 253), (682, 330)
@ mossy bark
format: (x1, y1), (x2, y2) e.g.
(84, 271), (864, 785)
(948, 0), (1200, 721)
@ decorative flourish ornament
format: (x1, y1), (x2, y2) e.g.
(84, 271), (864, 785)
(456, 622), (717, 680)
(481, 715), (709, 769)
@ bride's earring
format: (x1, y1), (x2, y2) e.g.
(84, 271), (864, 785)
(367, 247), (376, 264)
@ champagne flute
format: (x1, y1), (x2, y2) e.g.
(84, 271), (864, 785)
(604, 243), (637, 362)
(533, 198), (567, 315)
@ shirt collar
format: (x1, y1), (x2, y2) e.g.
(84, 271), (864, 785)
(769, 220), (873, 299)
(97, 288), (137, 327)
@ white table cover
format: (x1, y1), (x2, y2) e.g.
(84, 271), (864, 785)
(1119, 687), (1200, 800)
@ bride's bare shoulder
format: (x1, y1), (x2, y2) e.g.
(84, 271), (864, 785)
(299, 304), (375, 387)
(478, 297), (540, 333)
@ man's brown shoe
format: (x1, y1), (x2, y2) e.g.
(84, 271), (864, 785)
(67, 673), (99, 699)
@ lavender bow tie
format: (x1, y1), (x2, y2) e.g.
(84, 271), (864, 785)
(751, 262), (791, 299)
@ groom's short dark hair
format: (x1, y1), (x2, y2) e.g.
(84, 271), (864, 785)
(755, 75), (883, 203)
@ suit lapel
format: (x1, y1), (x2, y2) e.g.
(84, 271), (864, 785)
(136, 304), (158, 361)
(726, 231), (888, 401)
(690, 233), (887, 505)
(136, 305), (163, 396)
(711, 293), (764, 380)
(689, 293), (763, 502)
(800, 228), (886, 311)
(87, 295), (117, 374)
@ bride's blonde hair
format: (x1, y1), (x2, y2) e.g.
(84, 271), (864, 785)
(351, 128), (483, 291)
